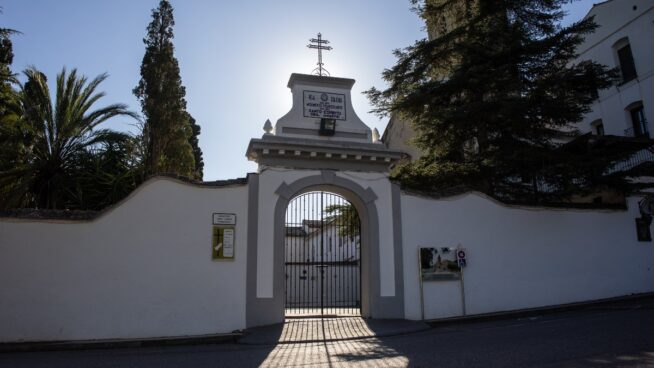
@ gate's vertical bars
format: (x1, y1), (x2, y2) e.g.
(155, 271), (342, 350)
(293, 196), (296, 311)
(286, 200), (288, 312)
(331, 193), (336, 315)
(291, 198), (294, 311)
(338, 194), (342, 312)
(291, 197), (302, 311)
(337, 194), (342, 314)
(327, 193), (332, 315)
(348, 197), (352, 314)
(320, 191), (324, 317)
(326, 192), (330, 315)
(302, 195), (308, 313)
(357, 202), (361, 315)
(311, 192), (316, 313)
(349, 197), (353, 315)
(285, 196), (290, 314)
(288, 198), (291, 312)
(284, 192), (362, 317)
(315, 192), (319, 313)
(338, 196), (348, 314)
(312, 191), (316, 314)
(306, 193), (311, 314)
(334, 194), (337, 314)
(346, 197), (350, 314)
(312, 192), (315, 313)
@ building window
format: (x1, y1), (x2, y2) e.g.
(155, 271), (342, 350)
(626, 102), (648, 138)
(591, 119), (604, 136)
(614, 38), (637, 83)
(596, 124), (605, 136)
(631, 107), (648, 138)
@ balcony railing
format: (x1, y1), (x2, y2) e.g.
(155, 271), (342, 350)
(606, 147), (654, 174)
(624, 121), (649, 138)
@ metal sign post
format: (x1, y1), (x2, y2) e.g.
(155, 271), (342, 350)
(418, 248), (425, 320)
(456, 248), (467, 316)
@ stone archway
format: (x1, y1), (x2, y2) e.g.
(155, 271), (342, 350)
(246, 170), (407, 327)
(274, 171), (379, 320)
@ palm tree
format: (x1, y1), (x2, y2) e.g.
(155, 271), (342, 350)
(0, 67), (138, 209)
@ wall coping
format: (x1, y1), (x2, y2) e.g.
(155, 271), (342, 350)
(400, 185), (631, 212)
(0, 174), (249, 222)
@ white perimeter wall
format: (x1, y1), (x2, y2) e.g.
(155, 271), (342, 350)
(4, 172), (654, 342)
(0, 178), (249, 343)
(402, 192), (654, 320)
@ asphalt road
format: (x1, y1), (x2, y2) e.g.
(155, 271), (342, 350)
(2, 299), (654, 367)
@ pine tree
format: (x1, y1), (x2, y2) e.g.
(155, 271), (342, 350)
(134, 0), (195, 178)
(367, 0), (629, 203)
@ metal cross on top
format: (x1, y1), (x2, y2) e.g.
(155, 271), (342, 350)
(307, 33), (332, 77)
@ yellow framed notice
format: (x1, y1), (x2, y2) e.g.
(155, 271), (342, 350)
(212, 225), (235, 260)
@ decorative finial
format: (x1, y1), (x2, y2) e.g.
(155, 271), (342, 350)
(263, 119), (273, 134)
(372, 128), (381, 143)
(307, 33), (332, 76)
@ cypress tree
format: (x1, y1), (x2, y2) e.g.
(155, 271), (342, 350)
(187, 112), (204, 180)
(134, 0), (196, 178)
(367, 0), (630, 203)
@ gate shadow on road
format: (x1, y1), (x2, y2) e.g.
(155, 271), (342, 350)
(239, 316), (429, 345)
(239, 317), (429, 367)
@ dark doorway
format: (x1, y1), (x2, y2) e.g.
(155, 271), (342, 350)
(284, 191), (361, 317)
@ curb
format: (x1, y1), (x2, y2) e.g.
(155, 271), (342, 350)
(424, 292), (654, 327)
(0, 332), (243, 353)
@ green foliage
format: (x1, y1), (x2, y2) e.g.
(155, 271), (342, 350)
(0, 8), (19, 85)
(0, 11), (20, 154)
(0, 67), (139, 209)
(367, 0), (632, 202)
(67, 132), (145, 210)
(134, 0), (200, 178)
(187, 112), (204, 180)
(324, 203), (360, 238)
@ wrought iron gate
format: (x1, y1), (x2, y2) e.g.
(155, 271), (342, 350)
(284, 191), (361, 317)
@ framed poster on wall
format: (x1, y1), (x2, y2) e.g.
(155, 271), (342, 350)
(419, 247), (461, 281)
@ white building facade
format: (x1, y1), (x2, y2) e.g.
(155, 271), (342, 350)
(576, 0), (654, 139)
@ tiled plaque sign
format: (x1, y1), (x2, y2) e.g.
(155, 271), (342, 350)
(303, 90), (346, 120)
(212, 213), (236, 260)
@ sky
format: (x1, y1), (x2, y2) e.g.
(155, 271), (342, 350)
(2, 0), (596, 180)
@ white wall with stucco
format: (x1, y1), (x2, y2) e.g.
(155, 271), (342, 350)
(3, 170), (654, 343)
(402, 192), (654, 320)
(0, 178), (249, 343)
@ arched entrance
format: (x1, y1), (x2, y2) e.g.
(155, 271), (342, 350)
(284, 191), (361, 317)
(246, 171), (405, 328)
